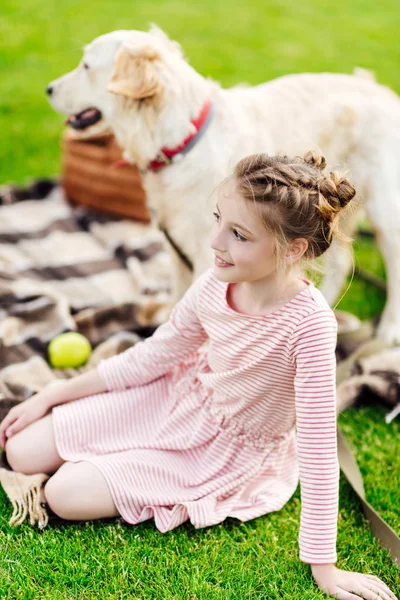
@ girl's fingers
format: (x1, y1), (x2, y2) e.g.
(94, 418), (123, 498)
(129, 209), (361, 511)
(0, 412), (15, 434)
(359, 584), (393, 600)
(0, 413), (18, 439)
(6, 416), (25, 438)
(334, 588), (363, 599)
(364, 576), (388, 585)
(363, 577), (398, 600)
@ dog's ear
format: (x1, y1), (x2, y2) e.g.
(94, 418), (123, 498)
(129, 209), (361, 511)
(107, 44), (161, 100)
(148, 24), (183, 57)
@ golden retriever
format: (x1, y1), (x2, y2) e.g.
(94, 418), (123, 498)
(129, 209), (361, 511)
(47, 26), (400, 344)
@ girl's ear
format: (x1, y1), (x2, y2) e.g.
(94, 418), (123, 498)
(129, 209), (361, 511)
(286, 238), (309, 263)
(107, 44), (162, 100)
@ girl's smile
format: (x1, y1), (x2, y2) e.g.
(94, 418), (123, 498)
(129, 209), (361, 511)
(214, 255), (234, 268)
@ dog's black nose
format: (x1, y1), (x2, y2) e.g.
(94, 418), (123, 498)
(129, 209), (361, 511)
(46, 85), (53, 96)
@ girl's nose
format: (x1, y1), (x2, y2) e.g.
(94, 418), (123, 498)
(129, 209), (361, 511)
(210, 229), (225, 252)
(210, 223), (225, 252)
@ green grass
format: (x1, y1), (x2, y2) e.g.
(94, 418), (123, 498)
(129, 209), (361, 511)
(1, 0), (399, 597)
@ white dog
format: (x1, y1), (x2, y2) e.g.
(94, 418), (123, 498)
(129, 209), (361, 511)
(47, 26), (400, 344)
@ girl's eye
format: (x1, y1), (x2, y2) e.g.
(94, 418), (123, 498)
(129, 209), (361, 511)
(212, 212), (246, 241)
(233, 229), (247, 242)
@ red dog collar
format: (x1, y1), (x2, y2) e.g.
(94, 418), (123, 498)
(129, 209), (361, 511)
(111, 99), (214, 172)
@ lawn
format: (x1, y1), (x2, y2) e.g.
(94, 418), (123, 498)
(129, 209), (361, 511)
(0, 0), (399, 598)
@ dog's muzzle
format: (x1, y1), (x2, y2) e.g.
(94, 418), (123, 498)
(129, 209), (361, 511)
(64, 108), (103, 130)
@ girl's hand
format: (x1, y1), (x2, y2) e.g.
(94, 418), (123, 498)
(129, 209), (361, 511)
(311, 564), (398, 599)
(0, 381), (66, 449)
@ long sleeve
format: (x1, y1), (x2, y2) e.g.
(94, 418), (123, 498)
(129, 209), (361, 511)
(97, 272), (209, 392)
(289, 308), (339, 565)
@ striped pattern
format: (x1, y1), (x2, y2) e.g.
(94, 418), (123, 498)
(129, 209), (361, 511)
(0, 180), (172, 420)
(53, 268), (339, 565)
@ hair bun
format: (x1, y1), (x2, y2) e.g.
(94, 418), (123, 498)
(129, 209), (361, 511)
(327, 172), (356, 208)
(303, 150), (327, 171)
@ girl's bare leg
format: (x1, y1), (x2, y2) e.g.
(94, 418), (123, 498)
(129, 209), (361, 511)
(44, 461), (119, 520)
(6, 412), (119, 520)
(5, 413), (64, 475)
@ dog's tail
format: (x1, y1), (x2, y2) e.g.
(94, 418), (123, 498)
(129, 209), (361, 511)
(353, 66), (376, 82)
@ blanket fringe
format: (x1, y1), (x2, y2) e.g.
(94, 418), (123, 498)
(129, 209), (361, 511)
(0, 467), (49, 528)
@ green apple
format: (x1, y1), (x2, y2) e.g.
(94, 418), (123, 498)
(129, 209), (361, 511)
(48, 332), (92, 369)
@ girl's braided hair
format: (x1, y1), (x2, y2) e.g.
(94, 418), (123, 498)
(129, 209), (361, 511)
(233, 150), (357, 275)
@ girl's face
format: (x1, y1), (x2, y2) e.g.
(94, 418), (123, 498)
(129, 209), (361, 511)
(210, 179), (280, 284)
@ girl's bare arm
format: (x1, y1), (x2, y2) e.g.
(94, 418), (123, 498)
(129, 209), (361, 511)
(0, 369), (108, 447)
(45, 368), (108, 408)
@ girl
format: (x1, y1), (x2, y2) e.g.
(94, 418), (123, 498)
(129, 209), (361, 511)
(1, 152), (397, 600)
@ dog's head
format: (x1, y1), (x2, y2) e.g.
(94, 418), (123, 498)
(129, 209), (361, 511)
(46, 26), (199, 164)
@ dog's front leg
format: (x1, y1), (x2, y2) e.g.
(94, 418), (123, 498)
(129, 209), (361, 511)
(374, 229), (400, 345)
(318, 205), (361, 306)
(192, 248), (214, 282)
(164, 241), (193, 311)
(318, 237), (354, 306)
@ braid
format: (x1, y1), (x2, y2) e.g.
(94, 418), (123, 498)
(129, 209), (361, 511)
(233, 150), (357, 262)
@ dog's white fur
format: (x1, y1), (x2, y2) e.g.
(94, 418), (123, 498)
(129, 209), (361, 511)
(48, 26), (400, 344)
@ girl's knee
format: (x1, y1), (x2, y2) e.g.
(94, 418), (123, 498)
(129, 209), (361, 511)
(5, 433), (33, 474)
(5, 415), (63, 475)
(44, 470), (78, 520)
(44, 462), (119, 521)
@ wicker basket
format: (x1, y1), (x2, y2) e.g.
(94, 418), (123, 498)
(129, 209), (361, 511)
(62, 129), (150, 222)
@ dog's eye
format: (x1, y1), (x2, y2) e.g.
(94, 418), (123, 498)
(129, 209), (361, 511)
(83, 62), (89, 70)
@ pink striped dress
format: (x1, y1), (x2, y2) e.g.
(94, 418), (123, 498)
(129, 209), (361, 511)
(52, 268), (339, 565)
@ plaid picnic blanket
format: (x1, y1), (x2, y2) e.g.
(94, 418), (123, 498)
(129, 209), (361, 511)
(0, 179), (172, 422)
